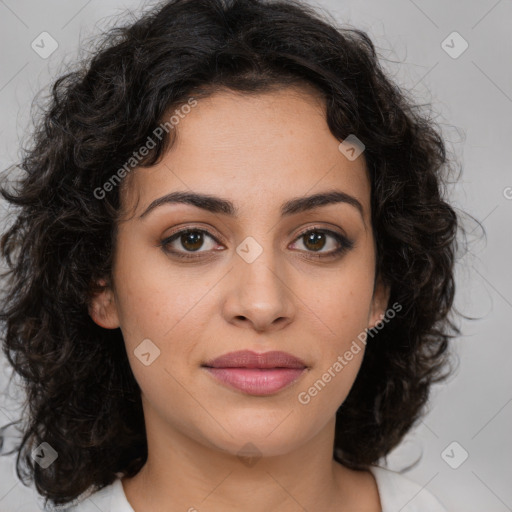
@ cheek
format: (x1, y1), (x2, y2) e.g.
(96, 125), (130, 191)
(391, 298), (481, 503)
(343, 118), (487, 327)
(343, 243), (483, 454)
(296, 353), (364, 424)
(111, 248), (216, 395)
(311, 266), (375, 343)
(296, 284), (371, 415)
(298, 264), (374, 401)
(112, 232), (211, 343)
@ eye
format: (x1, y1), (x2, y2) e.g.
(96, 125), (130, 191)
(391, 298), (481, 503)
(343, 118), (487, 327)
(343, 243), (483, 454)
(289, 228), (354, 259)
(159, 227), (354, 260)
(160, 229), (220, 259)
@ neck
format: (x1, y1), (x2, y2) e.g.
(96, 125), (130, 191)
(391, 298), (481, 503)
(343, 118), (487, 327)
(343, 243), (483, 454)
(121, 411), (363, 512)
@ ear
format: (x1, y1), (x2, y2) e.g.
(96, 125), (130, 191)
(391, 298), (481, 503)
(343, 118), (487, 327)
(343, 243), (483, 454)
(368, 276), (390, 329)
(88, 278), (120, 329)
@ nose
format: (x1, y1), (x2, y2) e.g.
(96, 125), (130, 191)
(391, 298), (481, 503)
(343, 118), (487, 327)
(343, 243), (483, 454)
(222, 247), (295, 333)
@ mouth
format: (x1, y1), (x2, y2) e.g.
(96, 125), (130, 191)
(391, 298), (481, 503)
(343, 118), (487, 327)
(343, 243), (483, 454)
(201, 350), (308, 396)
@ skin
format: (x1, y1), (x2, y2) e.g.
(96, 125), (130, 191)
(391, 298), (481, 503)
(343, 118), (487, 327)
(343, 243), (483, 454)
(89, 85), (389, 511)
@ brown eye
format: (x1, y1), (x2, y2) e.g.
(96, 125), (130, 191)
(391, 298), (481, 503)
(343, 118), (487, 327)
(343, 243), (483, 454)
(180, 231), (205, 251)
(302, 231), (327, 251)
(291, 229), (353, 258)
(160, 229), (220, 258)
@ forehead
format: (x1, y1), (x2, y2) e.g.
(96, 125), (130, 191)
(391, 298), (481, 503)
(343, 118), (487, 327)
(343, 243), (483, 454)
(121, 86), (371, 221)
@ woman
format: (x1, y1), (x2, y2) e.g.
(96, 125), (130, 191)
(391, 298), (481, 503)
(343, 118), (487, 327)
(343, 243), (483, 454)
(0, 0), (461, 510)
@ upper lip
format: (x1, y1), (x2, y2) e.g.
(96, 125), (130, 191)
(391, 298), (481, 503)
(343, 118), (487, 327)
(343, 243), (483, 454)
(202, 350), (307, 369)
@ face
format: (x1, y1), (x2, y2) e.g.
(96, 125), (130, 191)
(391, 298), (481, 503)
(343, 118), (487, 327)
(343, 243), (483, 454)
(90, 86), (389, 458)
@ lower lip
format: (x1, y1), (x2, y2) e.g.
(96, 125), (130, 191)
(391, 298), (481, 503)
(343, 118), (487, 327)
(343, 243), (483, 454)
(203, 367), (307, 396)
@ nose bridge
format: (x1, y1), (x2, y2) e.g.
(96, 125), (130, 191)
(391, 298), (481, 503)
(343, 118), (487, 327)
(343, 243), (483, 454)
(224, 231), (294, 330)
(235, 232), (284, 296)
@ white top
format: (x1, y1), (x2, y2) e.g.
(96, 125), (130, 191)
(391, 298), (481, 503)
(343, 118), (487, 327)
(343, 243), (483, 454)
(48, 465), (449, 511)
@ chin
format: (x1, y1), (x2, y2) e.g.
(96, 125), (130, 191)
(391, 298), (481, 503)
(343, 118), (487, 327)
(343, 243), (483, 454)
(213, 436), (302, 460)
(200, 421), (307, 459)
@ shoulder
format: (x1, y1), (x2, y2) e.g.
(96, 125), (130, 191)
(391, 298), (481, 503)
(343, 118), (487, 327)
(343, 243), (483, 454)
(39, 478), (132, 512)
(369, 465), (449, 512)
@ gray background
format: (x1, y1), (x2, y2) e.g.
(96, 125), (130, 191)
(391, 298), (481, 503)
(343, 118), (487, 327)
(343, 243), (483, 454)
(0, 0), (511, 510)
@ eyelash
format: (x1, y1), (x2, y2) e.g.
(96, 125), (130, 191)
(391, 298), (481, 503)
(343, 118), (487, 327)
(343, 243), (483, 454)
(159, 227), (354, 261)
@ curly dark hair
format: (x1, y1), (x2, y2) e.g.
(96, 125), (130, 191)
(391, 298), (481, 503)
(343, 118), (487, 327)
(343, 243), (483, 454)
(0, 0), (463, 507)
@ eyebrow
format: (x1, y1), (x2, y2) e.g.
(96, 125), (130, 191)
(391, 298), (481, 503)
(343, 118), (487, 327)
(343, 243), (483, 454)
(138, 189), (365, 223)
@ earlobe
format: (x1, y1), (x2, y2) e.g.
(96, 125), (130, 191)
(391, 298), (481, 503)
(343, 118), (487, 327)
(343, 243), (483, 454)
(88, 279), (120, 329)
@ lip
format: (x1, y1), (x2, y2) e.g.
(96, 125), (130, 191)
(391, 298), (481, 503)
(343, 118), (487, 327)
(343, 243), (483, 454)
(203, 350), (307, 369)
(202, 350), (308, 396)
